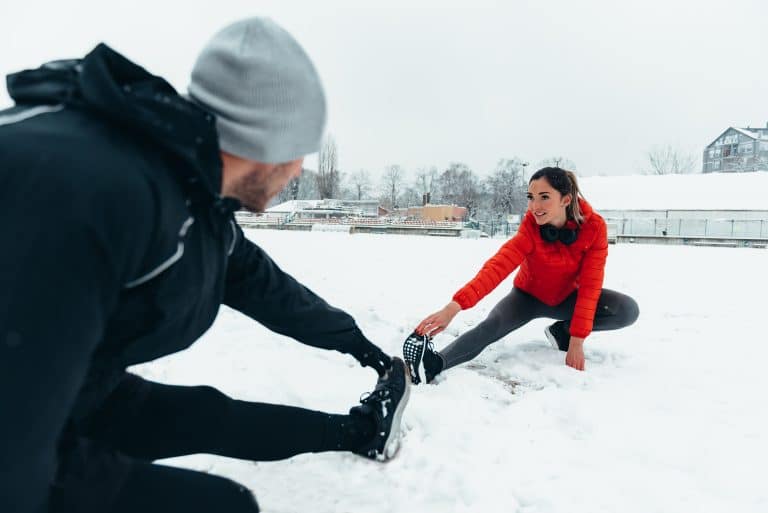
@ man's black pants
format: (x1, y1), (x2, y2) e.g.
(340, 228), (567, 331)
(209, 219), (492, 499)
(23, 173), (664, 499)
(49, 374), (365, 513)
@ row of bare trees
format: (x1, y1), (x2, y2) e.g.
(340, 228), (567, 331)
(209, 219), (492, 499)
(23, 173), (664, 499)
(272, 136), (585, 217)
(273, 135), (717, 216)
(274, 156), (537, 220)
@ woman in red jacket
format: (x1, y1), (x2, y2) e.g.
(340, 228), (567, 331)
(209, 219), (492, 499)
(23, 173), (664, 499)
(403, 167), (638, 382)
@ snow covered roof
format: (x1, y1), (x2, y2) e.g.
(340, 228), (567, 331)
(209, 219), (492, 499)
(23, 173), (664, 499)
(265, 200), (323, 213)
(267, 199), (381, 214)
(733, 127), (759, 139)
(706, 126), (766, 147)
(580, 171), (768, 211)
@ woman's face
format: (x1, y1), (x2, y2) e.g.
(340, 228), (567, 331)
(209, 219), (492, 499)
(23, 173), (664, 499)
(526, 177), (571, 226)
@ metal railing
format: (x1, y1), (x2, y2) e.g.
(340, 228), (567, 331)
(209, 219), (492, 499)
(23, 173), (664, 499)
(610, 218), (768, 238)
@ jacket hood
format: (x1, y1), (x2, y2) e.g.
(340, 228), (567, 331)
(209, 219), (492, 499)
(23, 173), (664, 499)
(6, 43), (223, 203)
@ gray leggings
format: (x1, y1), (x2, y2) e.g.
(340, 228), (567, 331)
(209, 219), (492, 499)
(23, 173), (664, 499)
(440, 288), (639, 370)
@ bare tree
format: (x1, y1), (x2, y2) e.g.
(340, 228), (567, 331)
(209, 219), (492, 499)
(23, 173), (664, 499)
(645, 145), (697, 175)
(380, 164), (405, 209)
(298, 169), (319, 199)
(724, 155), (750, 172)
(486, 158), (528, 215)
(753, 154), (768, 172)
(414, 166), (438, 203)
(537, 156), (577, 171)
(276, 176), (300, 204)
(722, 153), (768, 173)
(459, 169), (482, 218)
(434, 163), (459, 205)
(349, 169), (372, 200)
(435, 162), (481, 216)
(316, 134), (340, 198)
(399, 186), (420, 208)
(275, 167), (318, 203)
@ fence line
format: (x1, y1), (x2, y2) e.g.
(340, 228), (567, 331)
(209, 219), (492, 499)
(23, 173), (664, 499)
(236, 211), (768, 243)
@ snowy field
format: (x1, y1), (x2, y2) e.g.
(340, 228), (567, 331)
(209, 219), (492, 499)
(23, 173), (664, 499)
(132, 229), (767, 513)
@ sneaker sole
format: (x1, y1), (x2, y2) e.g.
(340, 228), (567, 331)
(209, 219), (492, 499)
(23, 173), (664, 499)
(379, 360), (411, 461)
(544, 326), (559, 350)
(403, 336), (427, 385)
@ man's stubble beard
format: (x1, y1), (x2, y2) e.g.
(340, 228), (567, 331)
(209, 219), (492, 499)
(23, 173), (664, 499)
(230, 173), (272, 213)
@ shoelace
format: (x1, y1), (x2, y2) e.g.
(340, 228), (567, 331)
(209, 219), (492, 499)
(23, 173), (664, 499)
(359, 387), (391, 404)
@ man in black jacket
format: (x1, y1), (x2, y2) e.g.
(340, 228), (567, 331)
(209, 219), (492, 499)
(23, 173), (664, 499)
(0, 18), (409, 513)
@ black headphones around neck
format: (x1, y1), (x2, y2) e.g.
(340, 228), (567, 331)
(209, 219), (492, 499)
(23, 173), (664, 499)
(539, 223), (579, 245)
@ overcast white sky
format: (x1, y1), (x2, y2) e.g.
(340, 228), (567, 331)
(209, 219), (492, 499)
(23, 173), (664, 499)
(2, 0), (766, 177)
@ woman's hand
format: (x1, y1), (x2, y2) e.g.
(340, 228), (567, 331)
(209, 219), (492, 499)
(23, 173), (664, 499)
(415, 301), (461, 337)
(565, 337), (585, 371)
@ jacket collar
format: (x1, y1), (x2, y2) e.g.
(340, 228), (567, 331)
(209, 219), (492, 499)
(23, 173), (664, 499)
(6, 44), (223, 205)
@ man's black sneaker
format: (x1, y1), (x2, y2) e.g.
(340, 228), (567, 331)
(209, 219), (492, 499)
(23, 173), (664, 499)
(544, 321), (570, 352)
(350, 357), (410, 461)
(402, 331), (444, 385)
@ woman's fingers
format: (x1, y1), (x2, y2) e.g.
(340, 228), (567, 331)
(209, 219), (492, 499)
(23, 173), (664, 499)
(565, 354), (585, 371)
(416, 307), (456, 336)
(415, 322), (426, 335)
(426, 324), (444, 336)
(415, 315), (437, 335)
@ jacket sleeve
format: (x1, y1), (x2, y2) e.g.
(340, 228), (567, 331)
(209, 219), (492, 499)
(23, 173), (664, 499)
(569, 219), (609, 338)
(0, 173), (153, 513)
(223, 226), (371, 355)
(452, 219), (536, 309)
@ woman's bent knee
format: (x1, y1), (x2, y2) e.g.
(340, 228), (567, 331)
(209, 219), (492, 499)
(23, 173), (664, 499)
(621, 295), (640, 327)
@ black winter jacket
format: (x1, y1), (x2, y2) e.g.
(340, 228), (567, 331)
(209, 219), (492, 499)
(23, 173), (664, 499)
(0, 44), (375, 513)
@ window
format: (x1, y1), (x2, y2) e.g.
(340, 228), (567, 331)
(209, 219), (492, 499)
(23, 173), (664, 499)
(740, 143), (754, 154)
(711, 160), (721, 170)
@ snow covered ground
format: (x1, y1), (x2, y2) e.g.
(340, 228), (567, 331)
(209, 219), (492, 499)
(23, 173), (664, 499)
(133, 229), (767, 513)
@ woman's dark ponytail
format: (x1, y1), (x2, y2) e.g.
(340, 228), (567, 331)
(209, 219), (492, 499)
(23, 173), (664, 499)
(564, 170), (584, 224)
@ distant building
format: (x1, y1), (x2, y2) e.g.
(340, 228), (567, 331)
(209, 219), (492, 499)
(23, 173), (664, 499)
(264, 199), (380, 221)
(703, 124), (768, 173)
(406, 204), (468, 222)
(339, 199), (380, 217)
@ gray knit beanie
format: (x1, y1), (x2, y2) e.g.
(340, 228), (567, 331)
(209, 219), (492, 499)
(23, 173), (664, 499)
(188, 17), (326, 163)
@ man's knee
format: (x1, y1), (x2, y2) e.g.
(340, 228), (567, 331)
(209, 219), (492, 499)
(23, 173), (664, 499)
(111, 463), (260, 513)
(156, 469), (260, 513)
(209, 476), (260, 513)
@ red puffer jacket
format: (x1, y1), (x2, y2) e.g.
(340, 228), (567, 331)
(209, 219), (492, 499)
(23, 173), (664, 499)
(452, 198), (608, 338)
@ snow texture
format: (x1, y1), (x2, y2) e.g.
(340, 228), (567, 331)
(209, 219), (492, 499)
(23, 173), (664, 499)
(132, 229), (768, 513)
(580, 171), (768, 210)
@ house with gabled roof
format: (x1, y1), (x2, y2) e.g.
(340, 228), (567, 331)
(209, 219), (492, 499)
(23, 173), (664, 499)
(703, 124), (768, 172)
